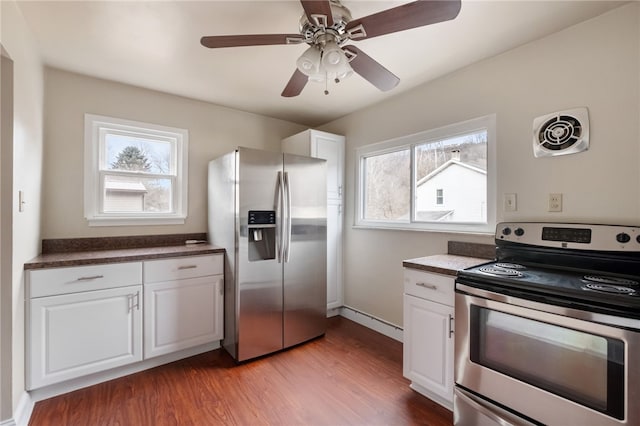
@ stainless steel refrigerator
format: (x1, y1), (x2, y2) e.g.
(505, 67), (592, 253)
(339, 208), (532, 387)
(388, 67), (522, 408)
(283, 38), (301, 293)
(208, 147), (327, 362)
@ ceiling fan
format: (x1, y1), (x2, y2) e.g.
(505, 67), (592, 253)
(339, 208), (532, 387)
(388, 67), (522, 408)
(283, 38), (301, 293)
(200, 0), (462, 97)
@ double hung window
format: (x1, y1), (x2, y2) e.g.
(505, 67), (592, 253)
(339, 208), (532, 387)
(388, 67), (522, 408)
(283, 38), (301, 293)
(84, 114), (188, 226)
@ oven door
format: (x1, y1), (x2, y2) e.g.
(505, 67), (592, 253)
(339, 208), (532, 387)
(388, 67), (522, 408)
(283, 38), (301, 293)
(455, 283), (640, 426)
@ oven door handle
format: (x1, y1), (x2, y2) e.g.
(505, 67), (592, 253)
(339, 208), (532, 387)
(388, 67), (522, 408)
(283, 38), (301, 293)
(455, 387), (534, 426)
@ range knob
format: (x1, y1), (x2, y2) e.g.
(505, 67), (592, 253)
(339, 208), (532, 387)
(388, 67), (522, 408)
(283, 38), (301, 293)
(616, 233), (631, 244)
(502, 227), (512, 236)
(637, 235), (640, 244)
(514, 228), (525, 237)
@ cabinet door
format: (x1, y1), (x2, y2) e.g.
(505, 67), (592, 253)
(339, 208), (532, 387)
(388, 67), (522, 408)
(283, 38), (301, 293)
(326, 199), (343, 310)
(28, 285), (142, 389)
(144, 275), (223, 359)
(403, 294), (454, 404)
(310, 132), (344, 201)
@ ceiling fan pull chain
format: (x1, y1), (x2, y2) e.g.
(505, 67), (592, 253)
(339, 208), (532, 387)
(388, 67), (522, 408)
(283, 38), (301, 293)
(324, 76), (329, 95)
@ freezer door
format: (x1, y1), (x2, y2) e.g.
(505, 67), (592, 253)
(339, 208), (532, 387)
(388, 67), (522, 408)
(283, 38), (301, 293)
(236, 147), (284, 361)
(282, 153), (327, 348)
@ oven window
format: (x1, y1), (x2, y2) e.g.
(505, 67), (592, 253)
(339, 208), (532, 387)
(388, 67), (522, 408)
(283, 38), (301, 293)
(470, 307), (624, 420)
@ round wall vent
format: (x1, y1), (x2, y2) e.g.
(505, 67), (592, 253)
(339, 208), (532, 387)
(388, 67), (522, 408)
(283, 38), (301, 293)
(533, 107), (589, 158)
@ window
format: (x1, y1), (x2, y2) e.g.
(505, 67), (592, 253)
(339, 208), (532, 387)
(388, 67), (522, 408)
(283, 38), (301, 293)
(84, 114), (188, 226)
(356, 114), (496, 233)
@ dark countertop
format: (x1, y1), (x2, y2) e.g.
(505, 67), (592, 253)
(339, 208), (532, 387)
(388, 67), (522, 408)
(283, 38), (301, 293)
(24, 243), (224, 270)
(402, 254), (490, 276)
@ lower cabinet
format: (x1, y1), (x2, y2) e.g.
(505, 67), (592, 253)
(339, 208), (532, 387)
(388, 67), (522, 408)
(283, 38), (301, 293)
(144, 275), (223, 358)
(28, 285), (143, 390)
(403, 268), (455, 410)
(26, 253), (224, 390)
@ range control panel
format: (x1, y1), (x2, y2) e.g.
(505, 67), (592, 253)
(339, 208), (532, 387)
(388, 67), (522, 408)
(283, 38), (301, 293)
(497, 222), (640, 251)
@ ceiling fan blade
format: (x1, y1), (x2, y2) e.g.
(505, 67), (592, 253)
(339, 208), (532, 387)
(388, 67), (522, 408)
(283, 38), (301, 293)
(300, 0), (334, 28)
(200, 34), (304, 49)
(343, 46), (399, 92)
(345, 0), (461, 41)
(281, 69), (308, 97)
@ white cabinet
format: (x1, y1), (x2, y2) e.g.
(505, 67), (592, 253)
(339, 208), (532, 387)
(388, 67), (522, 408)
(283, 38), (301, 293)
(282, 129), (345, 311)
(27, 262), (143, 390)
(403, 268), (455, 410)
(26, 253), (224, 390)
(282, 129), (345, 201)
(143, 254), (224, 358)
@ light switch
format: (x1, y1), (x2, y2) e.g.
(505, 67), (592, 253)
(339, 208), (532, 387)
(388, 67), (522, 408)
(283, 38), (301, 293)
(504, 193), (517, 212)
(19, 190), (25, 212)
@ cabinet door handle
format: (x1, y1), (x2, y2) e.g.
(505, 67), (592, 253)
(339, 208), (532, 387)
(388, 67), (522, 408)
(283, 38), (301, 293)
(76, 275), (104, 281)
(134, 291), (140, 310)
(128, 291), (141, 312)
(449, 314), (454, 338)
(178, 265), (197, 270)
(416, 282), (437, 290)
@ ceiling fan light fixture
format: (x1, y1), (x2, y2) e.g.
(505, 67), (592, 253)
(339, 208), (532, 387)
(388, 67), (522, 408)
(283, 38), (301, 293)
(321, 40), (346, 70)
(296, 45), (322, 76)
(295, 40), (353, 85)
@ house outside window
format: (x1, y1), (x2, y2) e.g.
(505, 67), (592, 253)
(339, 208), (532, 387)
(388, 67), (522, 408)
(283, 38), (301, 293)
(356, 114), (496, 233)
(84, 114), (188, 226)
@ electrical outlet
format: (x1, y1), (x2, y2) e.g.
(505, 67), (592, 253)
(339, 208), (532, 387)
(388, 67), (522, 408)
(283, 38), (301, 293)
(504, 193), (517, 212)
(548, 193), (562, 212)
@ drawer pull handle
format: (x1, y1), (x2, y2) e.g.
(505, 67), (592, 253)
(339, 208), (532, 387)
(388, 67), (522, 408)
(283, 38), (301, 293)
(76, 275), (104, 281)
(178, 265), (197, 270)
(416, 282), (437, 290)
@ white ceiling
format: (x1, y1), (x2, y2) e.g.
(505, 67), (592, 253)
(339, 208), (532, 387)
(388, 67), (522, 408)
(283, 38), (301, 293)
(17, 0), (625, 127)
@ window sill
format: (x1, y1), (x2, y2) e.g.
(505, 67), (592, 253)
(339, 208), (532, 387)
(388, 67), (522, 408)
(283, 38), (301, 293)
(352, 223), (494, 236)
(87, 217), (186, 227)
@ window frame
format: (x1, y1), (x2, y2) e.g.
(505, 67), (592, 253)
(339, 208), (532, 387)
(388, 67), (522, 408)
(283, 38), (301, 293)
(84, 114), (188, 226)
(355, 114), (496, 234)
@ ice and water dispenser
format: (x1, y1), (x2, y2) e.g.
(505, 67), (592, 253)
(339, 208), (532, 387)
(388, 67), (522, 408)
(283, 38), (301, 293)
(247, 210), (276, 261)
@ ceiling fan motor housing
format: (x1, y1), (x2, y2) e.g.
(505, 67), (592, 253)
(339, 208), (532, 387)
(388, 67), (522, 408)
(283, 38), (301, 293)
(299, 0), (352, 46)
(532, 107), (590, 158)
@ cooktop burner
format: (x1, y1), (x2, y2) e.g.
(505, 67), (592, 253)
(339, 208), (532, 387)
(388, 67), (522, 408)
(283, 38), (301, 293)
(583, 275), (639, 287)
(582, 283), (637, 295)
(478, 266), (524, 278)
(494, 263), (526, 270)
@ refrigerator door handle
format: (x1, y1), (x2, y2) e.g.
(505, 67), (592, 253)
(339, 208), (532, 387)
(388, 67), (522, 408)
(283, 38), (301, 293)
(283, 171), (292, 263)
(276, 171), (284, 263)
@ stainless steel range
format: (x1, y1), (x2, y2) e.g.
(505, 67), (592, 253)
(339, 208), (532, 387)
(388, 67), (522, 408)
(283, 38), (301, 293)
(454, 222), (640, 426)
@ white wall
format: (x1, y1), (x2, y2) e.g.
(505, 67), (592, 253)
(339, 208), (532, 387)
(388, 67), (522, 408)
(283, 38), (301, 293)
(42, 68), (305, 238)
(0, 0), (44, 422)
(321, 4), (640, 326)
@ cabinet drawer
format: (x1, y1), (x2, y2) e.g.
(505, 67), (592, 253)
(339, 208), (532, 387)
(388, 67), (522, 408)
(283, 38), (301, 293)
(403, 268), (454, 306)
(144, 254), (223, 283)
(28, 262), (142, 298)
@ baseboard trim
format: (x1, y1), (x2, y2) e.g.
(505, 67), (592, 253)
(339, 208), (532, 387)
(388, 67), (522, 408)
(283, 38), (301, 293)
(1, 391), (33, 426)
(28, 341), (219, 404)
(339, 305), (403, 342)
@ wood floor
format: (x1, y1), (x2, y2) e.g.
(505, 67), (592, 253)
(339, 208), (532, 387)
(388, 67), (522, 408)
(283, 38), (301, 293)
(29, 316), (453, 426)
